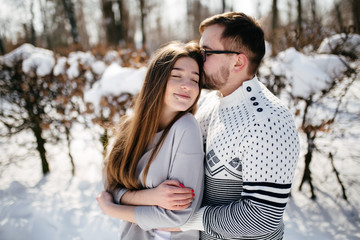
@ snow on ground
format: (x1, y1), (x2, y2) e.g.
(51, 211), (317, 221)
(283, 128), (360, 240)
(0, 121), (359, 239)
(0, 124), (119, 239)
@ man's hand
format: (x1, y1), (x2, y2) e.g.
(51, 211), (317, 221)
(151, 179), (195, 210)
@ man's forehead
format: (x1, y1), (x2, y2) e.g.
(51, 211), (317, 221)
(200, 24), (224, 48)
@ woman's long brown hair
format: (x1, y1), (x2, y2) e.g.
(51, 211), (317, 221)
(104, 41), (203, 192)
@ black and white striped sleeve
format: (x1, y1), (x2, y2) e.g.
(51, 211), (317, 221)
(202, 117), (299, 239)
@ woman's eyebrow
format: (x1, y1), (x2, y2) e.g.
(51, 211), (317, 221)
(172, 67), (199, 76)
(172, 67), (184, 71)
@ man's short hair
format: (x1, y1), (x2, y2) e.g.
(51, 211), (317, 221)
(200, 12), (265, 76)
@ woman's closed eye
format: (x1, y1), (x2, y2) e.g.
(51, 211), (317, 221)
(191, 79), (199, 84)
(171, 73), (199, 84)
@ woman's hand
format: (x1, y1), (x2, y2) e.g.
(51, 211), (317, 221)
(96, 191), (114, 216)
(150, 179), (195, 211)
(96, 191), (137, 223)
(159, 228), (181, 232)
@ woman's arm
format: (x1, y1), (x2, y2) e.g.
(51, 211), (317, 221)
(120, 179), (194, 210)
(98, 115), (204, 230)
(98, 181), (195, 223)
(97, 182), (196, 223)
(97, 191), (136, 223)
(133, 116), (205, 231)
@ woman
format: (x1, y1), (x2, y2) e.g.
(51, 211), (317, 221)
(97, 41), (204, 240)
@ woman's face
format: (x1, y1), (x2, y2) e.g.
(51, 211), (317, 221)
(163, 57), (200, 115)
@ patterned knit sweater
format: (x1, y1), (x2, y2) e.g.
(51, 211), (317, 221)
(181, 76), (300, 240)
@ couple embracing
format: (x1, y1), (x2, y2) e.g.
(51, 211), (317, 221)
(97, 12), (300, 240)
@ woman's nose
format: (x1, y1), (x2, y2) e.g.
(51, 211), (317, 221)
(181, 78), (191, 89)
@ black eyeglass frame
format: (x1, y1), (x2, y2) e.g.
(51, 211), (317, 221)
(200, 48), (242, 61)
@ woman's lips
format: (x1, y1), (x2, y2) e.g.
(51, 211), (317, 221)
(174, 93), (190, 99)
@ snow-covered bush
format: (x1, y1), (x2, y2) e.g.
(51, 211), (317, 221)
(317, 33), (360, 60)
(0, 44), (149, 174)
(259, 34), (359, 199)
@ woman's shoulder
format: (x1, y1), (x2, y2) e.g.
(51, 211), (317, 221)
(173, 113), (200, 130)
(169, 113), (202, 138)
(171, 113), (203, 153)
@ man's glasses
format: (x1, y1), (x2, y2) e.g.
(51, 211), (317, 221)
(200, 48), (241, 62)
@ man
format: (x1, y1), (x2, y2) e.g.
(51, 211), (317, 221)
(178, 12), (300, 239)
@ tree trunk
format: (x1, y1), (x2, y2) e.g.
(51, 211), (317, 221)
(310, 0), (317, 24)
(272, 0), (278, 31)
(32, 118), (50, 175)
(189, 0), (203, 40)
(297, 0), (302, 33)
(335, 3), (344, 31)
(352, 0), (360, 33)
(329, 152), (348, 201)
(286, 1), (294, 28)
(65, 125), (75, 176)
(101, 128), (109, 158)
(271, 0), (278, 56)
(101, 0), (118, 46)
(118, 0), (125, 44)
(39, 0), (52, 49)
(139, 0), (147, 51)
(299, 98), (316, 199)
(299, 130), (316, 199)
(76, 0), (90, 50)
(62, 0), (79, 45)
(0, 37), (5, 54)
(30, 0), (36, 46)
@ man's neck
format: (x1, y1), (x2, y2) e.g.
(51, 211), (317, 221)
(220, 75), (254, 97)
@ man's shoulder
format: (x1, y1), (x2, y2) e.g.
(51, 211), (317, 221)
(198, 90), (218, 107)
(243, 79), (294, 124)
(195, 90), (218, 120)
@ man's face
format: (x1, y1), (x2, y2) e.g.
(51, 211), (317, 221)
(199, 24), (231, 90)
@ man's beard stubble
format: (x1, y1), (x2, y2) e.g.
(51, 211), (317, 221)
(201, 66), (230, 91)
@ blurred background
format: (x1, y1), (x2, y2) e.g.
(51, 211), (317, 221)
(0, 0), (358, 55)
(0, 0), (359, 239)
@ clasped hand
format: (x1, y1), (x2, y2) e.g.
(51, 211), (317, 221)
(147, 179), (195, 210)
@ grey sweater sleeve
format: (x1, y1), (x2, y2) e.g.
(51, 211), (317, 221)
(134, 117), (204, 230)
(112, 188), (129, 204)
(102, 169), (129, 205)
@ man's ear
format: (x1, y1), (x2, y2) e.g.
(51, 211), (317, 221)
(233, 54), (248, 72)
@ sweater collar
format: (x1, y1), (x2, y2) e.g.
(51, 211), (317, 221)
(217, 75), (261, 106)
